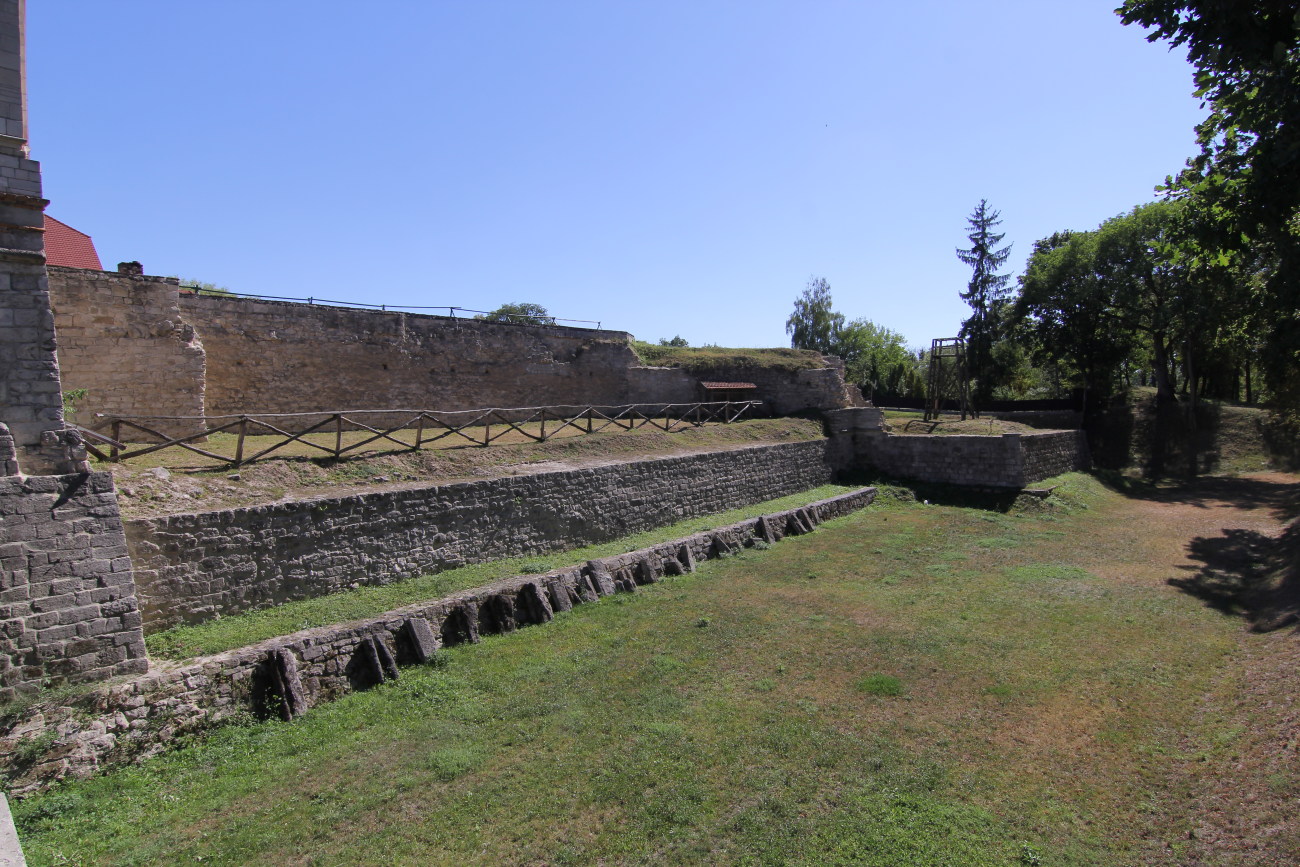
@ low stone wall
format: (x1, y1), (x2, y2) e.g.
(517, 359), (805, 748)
(0, 469), (148, 702)
(1019, 430), (1091, 483)
(126, 440), (837, 630)
(845, 430), (1089, 488)
(0, 488), (876, 796)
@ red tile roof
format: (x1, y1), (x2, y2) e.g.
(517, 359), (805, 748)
(43, 215), (102, 270)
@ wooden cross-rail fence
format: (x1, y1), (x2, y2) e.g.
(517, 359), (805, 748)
(73, 401), (764, 468)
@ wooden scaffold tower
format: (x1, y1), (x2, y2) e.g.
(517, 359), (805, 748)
(924, 337), (971, 421)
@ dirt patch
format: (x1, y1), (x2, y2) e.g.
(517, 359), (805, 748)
(1110, 473), (1300, 864)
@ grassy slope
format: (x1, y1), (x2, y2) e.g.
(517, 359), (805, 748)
(631, 342), (826, 372)
(109, 417), (826, 519)
(13, 473), (1283, 866)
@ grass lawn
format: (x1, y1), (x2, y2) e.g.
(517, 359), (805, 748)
(13, 471), (1298, 866)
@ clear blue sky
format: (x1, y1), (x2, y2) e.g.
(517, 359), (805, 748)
(29, 1), (1202, 349)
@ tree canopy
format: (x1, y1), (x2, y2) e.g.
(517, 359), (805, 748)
(478, 302), (554, 325)
(835, 319), (917, 398)
(1119, 1), (1300, 408)
(785, 276), (844, 356)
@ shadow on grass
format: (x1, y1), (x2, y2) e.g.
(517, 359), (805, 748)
(840, 471), (1026, 513)
(1169, 521), (1300, 633)
(1092, 469), (1300, 523)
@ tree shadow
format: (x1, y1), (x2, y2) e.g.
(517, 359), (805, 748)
(1092, 470), (1300, 523)
(1169, 521), (1300, 632)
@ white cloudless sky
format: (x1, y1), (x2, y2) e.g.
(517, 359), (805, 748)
(29, 1), (1203, 349)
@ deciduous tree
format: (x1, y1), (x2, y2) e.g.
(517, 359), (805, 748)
(479, 302), (554, 325)
(1119, 1), (1300, 408)
(785, 276), (843, 355)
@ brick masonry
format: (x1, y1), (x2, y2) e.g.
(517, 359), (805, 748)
(0, 466), (148, 702)
(125, 439), (838, 630)
(0, 487), (875, 797)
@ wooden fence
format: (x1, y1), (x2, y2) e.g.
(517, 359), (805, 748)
(75, 401), (763, 468)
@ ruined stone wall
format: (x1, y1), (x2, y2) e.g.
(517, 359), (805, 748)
(176, 293), (641, 416)
(47, 266), (206, 437)
(628, 358), (862, 416)
(1, 487), (875, 796)
(0, 466), (148, 702)
(43, 268), (856, 433)
(125, 439), (836, 630)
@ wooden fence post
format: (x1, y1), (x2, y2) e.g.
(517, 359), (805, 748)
(233, 417), (248, 466)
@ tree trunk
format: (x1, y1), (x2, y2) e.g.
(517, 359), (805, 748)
(1152, 336), (1176, 404)
(1185, 338), (1198, 479)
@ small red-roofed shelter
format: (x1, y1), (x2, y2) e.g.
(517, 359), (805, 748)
(43, 215), (102, 270)
(699, 381), (758, 403)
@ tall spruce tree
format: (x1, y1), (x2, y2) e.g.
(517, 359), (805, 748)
(956, 200), (1013, 405)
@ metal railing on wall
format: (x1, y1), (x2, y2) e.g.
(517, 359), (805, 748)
(75, 401), (763, 468)
(178, 286), (604, 330)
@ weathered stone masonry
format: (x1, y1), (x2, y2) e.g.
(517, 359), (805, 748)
(45, 265), (859, 434)
(0, 463), (148, 702)
(45, 266), (205, 436)
(126, 439), (837, 630)
(825, 408), (1091, 488)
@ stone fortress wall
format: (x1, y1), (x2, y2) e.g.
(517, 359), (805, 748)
(45, 267), (206, 434)
(45, 265), (860, 436)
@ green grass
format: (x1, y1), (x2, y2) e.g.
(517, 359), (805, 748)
(630, 341), (827, 372)
(856, 674), (904, 696)
(15, 470), (1275, 865)
(144, 483), (859, 659)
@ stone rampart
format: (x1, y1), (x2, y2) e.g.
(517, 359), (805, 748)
(0, 467), (148, 702)
(0, 487), (875, 797)
(175, 292), (641, 417)
(45, 267), (858, 435)
(629, 358), (862, 416)
(126, 440), (837, 630)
